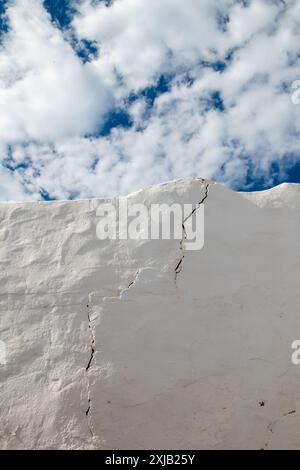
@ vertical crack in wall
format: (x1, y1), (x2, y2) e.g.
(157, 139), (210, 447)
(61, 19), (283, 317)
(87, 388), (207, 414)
(175, 181), (210, 284)
(85, 293), (95, 438)
(86, 305), (95, 373)
(84, 271), (140, 441)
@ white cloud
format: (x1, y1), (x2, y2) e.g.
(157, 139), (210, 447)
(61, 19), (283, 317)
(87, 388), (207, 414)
(1, 0), (300, 200)
(0, 163), (35, 201)
(0, 0), (112, 143)
(226, 0), (278, 44)
(73, 0), (234, 91)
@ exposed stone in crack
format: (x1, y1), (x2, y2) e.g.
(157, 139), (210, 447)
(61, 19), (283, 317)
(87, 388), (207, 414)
(175, 180), (210, 284)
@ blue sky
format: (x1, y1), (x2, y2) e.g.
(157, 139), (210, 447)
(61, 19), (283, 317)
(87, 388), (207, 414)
(0, 0), (300, 200)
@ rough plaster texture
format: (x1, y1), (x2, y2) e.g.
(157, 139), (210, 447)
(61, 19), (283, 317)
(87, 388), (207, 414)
(0, 178), (299, 450)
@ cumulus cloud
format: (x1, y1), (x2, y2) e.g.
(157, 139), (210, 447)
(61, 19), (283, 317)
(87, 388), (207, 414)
(0, 0), (300, 200)
(0, 0), (112, 143)
(0, 144), (35, 200)
(73, 0), (234, 91)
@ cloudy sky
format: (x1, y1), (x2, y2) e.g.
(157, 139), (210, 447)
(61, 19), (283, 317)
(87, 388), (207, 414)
(0, 0), (300, 200)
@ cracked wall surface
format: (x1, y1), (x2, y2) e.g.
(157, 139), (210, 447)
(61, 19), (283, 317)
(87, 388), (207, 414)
(0, 178), (299, 449)
(175, 181), (209, 284)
